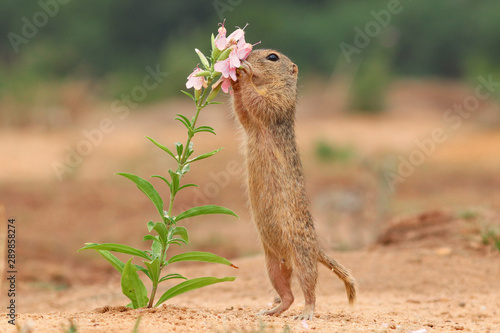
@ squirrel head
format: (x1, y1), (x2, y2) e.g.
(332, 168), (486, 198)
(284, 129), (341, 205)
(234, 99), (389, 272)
(236, 49), (299, 126)
(245, 49), (298, 95)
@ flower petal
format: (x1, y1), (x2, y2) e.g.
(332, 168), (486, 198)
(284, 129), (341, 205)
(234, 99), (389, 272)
(227, 28), (244, 44)
(229, 49), (241, 68)
(221, 77), (232, 94)
(214, 58), (231, 78)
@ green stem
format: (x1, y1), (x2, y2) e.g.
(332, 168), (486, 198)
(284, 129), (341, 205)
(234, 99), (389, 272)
(147, 284), (158, 308)
(179, 79), (212, 165)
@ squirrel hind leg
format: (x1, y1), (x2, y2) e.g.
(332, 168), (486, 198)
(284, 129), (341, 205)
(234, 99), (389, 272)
(258, 251), (294, 316)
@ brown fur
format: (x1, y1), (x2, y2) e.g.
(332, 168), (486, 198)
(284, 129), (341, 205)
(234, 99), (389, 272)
(231, 49), (357, 320)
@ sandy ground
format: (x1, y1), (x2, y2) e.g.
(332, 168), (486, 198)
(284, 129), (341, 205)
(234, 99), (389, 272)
(1, 80), (500, 332)
(4, 244), (500, 332)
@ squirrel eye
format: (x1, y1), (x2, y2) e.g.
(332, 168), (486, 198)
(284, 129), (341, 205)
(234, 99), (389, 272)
(266, 53), (279, 61)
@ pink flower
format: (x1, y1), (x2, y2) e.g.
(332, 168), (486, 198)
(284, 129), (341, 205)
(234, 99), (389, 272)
(236, 35), (252, 61)
(185, 67), (207, 90)
(229, 47), (241, 69)
(227, 28), (245, 45)
(214, 21), (227, 51)
(213, 76), (233, 95)
(214, 57), (237, 81)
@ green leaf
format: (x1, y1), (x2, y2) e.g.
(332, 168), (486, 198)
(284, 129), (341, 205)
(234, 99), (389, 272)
(146, 137), (177, 161)
(151, 175), (170, 188)
(168, 251), (237, 267)
(97, 250), (125, 274)
(175, 142), (183, 158)
(178, 183), (199, 191)
(176, 114), (192, 127)
(116, 173), (164, 219)
(188, 148), (223, 163)
(179, 163), (190, 175)
(121, 258), (149, 309)
(152, 222), (168, 243)
(147, 221), (155, 232)
(181, 90), (195, 101)
(79, 243), (151, 260)
(134, 265), (151, 280)
(150, 239), (162, 260)
(175, 205), (239, 222)
(168, 240), (187, 247)
(158, 273), (188, 283)
(155, 276), (235, 307)
(194, 126), (216, 135)
(143, 235), (158, 242)
(169, 226), (189, 243)
(168, 169), (180, 195)
(144, 258), (161, 284)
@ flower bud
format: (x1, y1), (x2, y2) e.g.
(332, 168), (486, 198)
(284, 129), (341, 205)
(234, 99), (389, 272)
(195, 48), (210, 70)
(194, 88), (202, 101)
(207, 81), (222, 102)
(217, 46), (234, 62)
(194, 70), (210, 77)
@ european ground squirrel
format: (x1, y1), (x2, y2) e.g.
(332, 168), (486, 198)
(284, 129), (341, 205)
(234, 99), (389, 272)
(231, 49), (357, 320)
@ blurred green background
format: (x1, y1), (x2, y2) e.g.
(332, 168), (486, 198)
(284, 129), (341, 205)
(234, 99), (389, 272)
(2, 0), (500, 122)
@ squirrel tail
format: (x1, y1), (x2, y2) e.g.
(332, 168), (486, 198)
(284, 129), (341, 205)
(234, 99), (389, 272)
(318, 250), (357, 306)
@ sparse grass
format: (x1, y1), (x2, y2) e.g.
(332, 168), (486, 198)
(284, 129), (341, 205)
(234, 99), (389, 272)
(315, 140), (356, 163)
(458, 208), (480, 221)
(458, 207), (500, 252)
(481, 229), (500, 251)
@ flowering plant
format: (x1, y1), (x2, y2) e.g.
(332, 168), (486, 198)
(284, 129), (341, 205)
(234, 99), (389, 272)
(79, 22), (255, 309)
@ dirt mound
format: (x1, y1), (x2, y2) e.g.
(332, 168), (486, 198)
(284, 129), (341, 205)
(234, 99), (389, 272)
(376, 209), (499, 254)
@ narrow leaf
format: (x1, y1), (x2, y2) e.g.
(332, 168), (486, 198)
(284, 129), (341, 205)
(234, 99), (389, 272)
(158, 273), (188, 283)
(97, 250), (125, 274)
(194, 126), (216, 135)
(146, 137), (177, 161)
(176, 114), (192, 127)
(169, 226), (189, 243)
(181, 90), (195, 101)
(121, 258), (149, 309)
(178, 183), (199, 191)
(151, 175), (170, 187)
(168, 251), (237, 268)
(79, 243), (151, 260)
(116, 173), (164, 219)
(175, 205), (239, 222)
(134, 265), (151, 280)
(188, 148), (223, 163)
(144, 259), (161, 284)
(155, 276), (235, 307)
(175, 117), (191, 129)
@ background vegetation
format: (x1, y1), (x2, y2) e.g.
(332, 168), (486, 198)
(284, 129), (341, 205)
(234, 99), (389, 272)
(2, 0), (500, 117)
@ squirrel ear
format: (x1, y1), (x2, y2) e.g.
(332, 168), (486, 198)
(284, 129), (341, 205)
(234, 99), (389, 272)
(292, 64), (298, 76)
